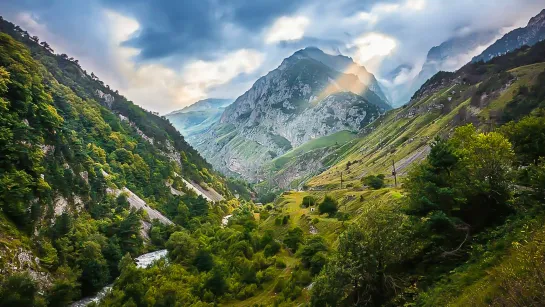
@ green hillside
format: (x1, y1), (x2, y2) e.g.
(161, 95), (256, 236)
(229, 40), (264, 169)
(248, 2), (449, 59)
(0, 17), (251, 306)
(270, 130), (358, 171)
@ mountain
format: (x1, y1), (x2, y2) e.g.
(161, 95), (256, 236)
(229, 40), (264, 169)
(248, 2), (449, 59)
(390, 30), (500, 106)
(169, 98), (232, 114)
(473, 9), (545, 62)
(3, 11), (545, 307)
(0, 16), (252, 303)
(312, 39), (545, 189)
(165, 98), (232, 138)
(192, 47), (389, 184)
(298, 47), (390, 104)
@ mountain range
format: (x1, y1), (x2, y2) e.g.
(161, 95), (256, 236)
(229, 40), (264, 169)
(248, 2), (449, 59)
(473, 9), (545, 62)
(191, 47), (390, 183)
(165, 98), (232, 138)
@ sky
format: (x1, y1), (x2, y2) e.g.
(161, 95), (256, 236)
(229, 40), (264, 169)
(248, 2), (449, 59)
(1, 0), (544, 114)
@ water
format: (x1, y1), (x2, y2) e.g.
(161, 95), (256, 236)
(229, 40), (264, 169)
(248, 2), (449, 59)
(135, 249), (168, 269)
(70, 249), (168, 306)
(70, 286), (112, 307)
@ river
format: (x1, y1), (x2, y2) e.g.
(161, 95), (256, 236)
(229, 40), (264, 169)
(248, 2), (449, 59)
(70, 249), (168, 306)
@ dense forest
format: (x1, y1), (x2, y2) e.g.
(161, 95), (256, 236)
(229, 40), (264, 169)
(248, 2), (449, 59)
(0, 16), (252, 306)
(1, 13), (545, 307)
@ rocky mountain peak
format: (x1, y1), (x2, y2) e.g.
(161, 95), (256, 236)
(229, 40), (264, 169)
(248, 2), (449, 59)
(193, 47), (390, 181)
(528, 9), (545, 27)
(473, 9), (545, 63)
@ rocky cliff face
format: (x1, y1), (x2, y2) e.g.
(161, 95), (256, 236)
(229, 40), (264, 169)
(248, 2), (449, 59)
(473, 9), (545, 63)
(193, 48), (388, 181)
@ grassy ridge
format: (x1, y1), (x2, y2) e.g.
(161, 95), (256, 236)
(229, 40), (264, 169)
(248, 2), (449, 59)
(270, 130), (358, 170)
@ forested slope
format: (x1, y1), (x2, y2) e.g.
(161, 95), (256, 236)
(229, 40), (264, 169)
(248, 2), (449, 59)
(0, 17), (251, 306)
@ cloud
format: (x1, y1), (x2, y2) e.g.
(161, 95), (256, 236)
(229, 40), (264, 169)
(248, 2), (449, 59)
(181, 49), (264, 97)
(2, 0), (545, 113)
(349, 33), (397, 66)
(265, 16), (310, 44)
(101, 10), (265, 113)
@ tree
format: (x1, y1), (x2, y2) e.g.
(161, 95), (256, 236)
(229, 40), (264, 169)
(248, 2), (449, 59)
(0, 273), (39, 307)
(284, 227), (304, 252)
(264, 241), (281, 257)
(166, 231), (197, 264)
(501, 114), (545, 165)
(47, 266), (80, 307)
(39, 41), (53, 53)
(407, 125), (515, 231)
(311, 209), (412, 306)
(302, 196), (317, 208)
(205, 267), (227, 296)
(298, 236), (328, 275)
(362, 174), (386, 189)
(78, 241), (110, 296)
(318, 196), (338, 217)
(194, 249), (214, 272)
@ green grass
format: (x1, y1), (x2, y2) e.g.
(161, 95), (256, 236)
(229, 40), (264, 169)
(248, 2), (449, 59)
(271, 130), (358, 170)
(308, 63), (545, 189)
(258, 187), (404, 246)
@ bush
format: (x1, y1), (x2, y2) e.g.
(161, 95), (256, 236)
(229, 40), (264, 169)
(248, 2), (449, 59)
(275, 258), (287, 269)
(284, 227), (304, 251)
(301, 196), (317, 208)
(282, 215), (290, 225)
(362, 174), (386, 189)
(264, 241), (281, 257)
(318, 196), (338, 217)
(0, 273), (39, 307)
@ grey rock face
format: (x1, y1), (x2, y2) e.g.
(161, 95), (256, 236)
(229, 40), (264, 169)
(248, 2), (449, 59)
(193, 48), (387, 182)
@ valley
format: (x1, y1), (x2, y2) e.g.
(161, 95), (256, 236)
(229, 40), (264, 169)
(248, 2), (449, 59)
(1, 5), (545, 307)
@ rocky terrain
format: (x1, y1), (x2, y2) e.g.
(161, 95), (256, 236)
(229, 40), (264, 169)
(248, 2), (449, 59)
(192, 48), (389, 182)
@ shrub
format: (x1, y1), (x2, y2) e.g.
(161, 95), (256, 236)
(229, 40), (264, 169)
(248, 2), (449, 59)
(318, 196), (338, 217)
(301, 196), (317, 208)
(362, 174), (386, 189)
(264, 241), (281, 257)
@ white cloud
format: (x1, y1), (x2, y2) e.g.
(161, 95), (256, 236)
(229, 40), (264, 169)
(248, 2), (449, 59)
(348, 0), (426, 27)
(405, 0), (426, 11)
(99, 10), (265, 113)
(350, 33), (397, 64)
(265, 16), (310, 44)
(181, 49), (264, 100)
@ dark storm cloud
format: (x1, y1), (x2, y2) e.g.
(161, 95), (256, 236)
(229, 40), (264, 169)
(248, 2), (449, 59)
(98, 0), (306, 61)
(1, 0), (545, 113)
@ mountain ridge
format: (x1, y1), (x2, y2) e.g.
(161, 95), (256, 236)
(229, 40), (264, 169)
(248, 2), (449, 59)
(473, 9), (545, 62)
(193, 47), (389, 184)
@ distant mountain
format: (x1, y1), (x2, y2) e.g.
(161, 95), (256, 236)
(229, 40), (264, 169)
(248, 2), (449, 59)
(170, 98), (232, 114)
(165, 98), (232, 138)
(390, 29), (500, 106)
(192, 47), (389, 182)
(473, 9), (545, 62)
